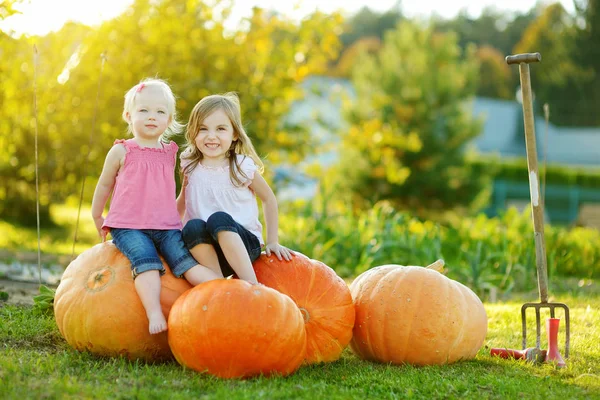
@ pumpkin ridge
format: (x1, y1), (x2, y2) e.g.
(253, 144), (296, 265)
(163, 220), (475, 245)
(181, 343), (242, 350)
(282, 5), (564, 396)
(307, 318), (345, 352)
(179, 291), (198, 369)
(354, 269), (382, 360)
(309, 303), (355, 315)
(254, 254), (353, 364)
(303, 272), (337, 308)
(366, 268), (394, 360)
(384, 268), (414, 361)
(247, 287), (281, 367)
(398, 267), (424, 361)
(437, 269), (452, 363)
(447, 284), (469, 362)
(274, 298), (306, 369)
(262, 284), (304, 373)
(302, 261), (318, 306)
(207, 288), (228, 370)
(181, 293), (196, 369)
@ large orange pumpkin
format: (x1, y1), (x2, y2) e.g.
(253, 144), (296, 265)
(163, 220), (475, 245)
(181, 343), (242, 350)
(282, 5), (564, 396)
(350, 260), (487, 365)
(168, 279), (307, 379)
(252, 253), (355, 364)
(53, 242), (192, 361)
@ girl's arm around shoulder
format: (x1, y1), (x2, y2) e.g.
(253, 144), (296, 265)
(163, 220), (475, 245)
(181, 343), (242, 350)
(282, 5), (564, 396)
(90, 144), (126, 240)
(249, 173), (294, 261)
(176, 171), (188, 219)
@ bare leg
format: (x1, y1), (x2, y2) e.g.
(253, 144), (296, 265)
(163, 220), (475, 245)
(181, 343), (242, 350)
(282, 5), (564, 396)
(183, 264), (222, 286)
(134, 270), (167, 335)
(189, 243), (224, 279)
(217, 231), (258, 284)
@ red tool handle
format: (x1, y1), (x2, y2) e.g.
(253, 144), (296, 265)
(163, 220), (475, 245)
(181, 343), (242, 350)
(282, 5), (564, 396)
(490, 348), (527, 360)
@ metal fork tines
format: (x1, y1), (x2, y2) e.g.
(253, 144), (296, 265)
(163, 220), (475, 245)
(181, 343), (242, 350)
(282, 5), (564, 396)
(521, 302), (570, 358)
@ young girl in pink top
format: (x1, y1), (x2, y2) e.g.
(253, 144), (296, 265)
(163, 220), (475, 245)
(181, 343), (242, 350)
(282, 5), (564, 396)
(178, 93), (293, 284)
(91, 78), (221, 335)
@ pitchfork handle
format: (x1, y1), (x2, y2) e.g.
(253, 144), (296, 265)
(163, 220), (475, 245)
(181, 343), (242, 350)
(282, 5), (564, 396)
(507, 52), (549, 303)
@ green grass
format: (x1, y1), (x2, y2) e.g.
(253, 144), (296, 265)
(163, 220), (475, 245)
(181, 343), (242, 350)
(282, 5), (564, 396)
(1, 294), (599, 399)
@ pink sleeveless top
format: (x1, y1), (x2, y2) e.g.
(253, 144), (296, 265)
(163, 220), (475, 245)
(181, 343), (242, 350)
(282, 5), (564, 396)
(103, 139), (182, 230)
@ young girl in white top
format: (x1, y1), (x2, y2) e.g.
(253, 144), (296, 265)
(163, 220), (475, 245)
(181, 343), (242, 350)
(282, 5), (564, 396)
(178, 93), (293, 283)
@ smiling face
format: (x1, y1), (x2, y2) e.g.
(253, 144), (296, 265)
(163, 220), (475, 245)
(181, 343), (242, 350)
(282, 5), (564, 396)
(126, 85), (172, 141)
(195, 108), (238, 166)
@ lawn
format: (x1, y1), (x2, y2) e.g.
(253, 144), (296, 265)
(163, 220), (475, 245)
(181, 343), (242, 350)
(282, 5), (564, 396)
(1, 292), (598, 399)
(1, 203), (599, 399)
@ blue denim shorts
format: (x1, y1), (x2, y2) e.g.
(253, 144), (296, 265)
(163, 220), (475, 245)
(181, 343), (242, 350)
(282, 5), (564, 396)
(110, 228), (199, 279)
(182, 211), (262, 277)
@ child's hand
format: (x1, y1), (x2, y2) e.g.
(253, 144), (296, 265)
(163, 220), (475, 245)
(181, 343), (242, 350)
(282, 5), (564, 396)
(181, 174), (189, 189)
(265, 243), (294, 261)
(93, 216), (107, 242)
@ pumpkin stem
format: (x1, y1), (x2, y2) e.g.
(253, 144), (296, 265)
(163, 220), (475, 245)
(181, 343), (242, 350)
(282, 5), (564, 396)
(426, 259), (445, 273)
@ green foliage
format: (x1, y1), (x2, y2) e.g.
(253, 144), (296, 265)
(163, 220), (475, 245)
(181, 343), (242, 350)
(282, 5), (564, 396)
(433, 7), (538, 57)
(514, 3), (587, 126)
(338, 6), (402, 49)
(32, 285), (55, 314)
(0, 201), (98, 256)
(469, 157), (600, 188)
(475, 46), (513, 99)
(0, 0), (343, 224)
(0, 0), (22, 20)
(280, 186), (600, 299)
(571, 0), (600, 126)
(330, 21), (489, 213)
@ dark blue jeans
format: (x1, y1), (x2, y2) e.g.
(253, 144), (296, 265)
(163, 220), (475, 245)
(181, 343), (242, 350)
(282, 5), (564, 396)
(182, 211), (262, 277)
(110, 228), (198, 279)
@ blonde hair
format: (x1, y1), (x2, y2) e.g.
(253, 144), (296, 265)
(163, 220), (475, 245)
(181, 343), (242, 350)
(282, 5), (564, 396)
(122, 78), (184, 137)
(182, 92), (264, 186)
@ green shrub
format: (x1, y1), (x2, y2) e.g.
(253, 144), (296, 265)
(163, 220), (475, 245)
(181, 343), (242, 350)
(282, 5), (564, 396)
(280, 195), (600, 298)
(468, 157), (600, 188)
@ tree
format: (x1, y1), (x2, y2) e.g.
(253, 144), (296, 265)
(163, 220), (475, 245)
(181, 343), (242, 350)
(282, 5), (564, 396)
(329, 22), (489, 215)
(514, 3), (588, 125)
(339, 5), (402, 49)
(570, 0), (600, 125)
(0, 0), (343, 223)
(332, 36), (381, 78)
(433, 7), (538, 57)
(475, 45), (513, 99)
(0, 0), (22, 20)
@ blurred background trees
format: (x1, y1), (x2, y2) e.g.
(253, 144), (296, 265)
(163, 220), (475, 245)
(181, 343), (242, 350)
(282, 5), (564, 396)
(328, 22), (487, 215)
(1, 0), (599, 226)
(0, 0), (342, 224)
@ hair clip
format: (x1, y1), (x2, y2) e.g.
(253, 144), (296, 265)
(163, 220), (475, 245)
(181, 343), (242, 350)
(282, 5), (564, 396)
(136, 83), (145, 93)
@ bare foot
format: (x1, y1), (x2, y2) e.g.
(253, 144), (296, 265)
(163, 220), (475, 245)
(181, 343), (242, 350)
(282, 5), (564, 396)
(148, 311), (168, 334)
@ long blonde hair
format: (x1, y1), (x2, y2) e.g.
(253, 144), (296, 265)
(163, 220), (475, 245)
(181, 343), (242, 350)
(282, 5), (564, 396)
(182, 92), (264, 186)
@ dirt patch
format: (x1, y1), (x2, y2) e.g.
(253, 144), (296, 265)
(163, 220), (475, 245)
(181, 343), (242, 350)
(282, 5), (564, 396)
(0, 279), (56, 306)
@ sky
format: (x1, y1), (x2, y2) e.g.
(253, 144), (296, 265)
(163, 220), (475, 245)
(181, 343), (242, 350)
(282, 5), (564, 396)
(1, 0), (577, 37)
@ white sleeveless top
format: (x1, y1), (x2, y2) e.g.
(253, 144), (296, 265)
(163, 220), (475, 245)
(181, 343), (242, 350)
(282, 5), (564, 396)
(181, 153), (264, 245)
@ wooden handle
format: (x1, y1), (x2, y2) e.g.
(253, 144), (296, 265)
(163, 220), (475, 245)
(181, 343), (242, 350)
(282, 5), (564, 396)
(509, 61), (549, 303)
(506, 53), (541, 65)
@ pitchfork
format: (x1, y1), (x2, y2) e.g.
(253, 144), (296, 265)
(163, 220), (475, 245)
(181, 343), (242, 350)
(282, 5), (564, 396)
(506, 52), (570, 359)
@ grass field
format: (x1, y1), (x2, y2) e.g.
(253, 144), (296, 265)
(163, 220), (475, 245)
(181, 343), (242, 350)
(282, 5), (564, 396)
(1, 292), (598, 399)
(1, 203), (599, 398)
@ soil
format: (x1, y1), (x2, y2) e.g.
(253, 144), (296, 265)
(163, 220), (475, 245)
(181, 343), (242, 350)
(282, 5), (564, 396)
(0, 279), (56, 306)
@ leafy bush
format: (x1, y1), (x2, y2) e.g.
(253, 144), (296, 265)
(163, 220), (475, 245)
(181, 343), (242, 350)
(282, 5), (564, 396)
(280, 192), (600, 299)
(468, 157), (600, 189)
